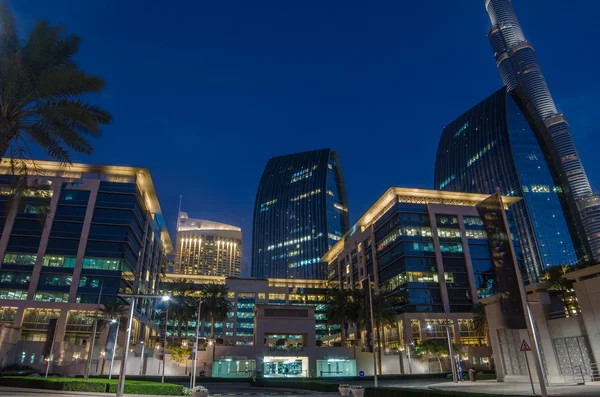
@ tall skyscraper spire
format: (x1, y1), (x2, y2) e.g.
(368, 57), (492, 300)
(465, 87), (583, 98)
(484, 0), (600, 261)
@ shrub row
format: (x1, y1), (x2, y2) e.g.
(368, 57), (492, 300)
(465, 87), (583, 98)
(0, 377), (186, 395)
(0, 377), (106, 392)
(106, 381), (185, 396)
(365, 387), (519, 397)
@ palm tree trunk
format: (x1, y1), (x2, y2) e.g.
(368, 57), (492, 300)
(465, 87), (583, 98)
(340, 322), (346, 345)
(210, 315), (215, 339)
(376, 323), (383, 375)
(438, 356), (443, 373)
(0, 132), (14, 159)
(101, 358), (105, 375)
(177, 312), (183, 337)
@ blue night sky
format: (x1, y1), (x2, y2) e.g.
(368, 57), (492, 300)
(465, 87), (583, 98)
(10, 1), (600, 272)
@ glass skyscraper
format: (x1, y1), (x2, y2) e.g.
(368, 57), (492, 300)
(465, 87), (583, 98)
(435, 88), (580, 281)
(484, 0), (600, 261)
(252, 149), (349, 279)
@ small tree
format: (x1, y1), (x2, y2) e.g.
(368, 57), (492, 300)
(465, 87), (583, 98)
(414, 339), (452, 373)
(472, 303), (488, 343)
(169, 346), (192, 375)
(541, 264), (575, 314)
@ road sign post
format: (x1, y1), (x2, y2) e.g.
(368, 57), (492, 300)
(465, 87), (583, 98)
(521, 339), (535, 395)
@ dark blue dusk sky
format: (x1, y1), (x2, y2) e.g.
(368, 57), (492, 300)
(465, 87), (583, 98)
(10, 1), (600, 271)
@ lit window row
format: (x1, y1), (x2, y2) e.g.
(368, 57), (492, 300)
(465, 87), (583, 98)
(267, 235), (313, 251)
(290, 189), (321, 202)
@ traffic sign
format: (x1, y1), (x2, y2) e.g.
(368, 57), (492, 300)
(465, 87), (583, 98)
(520, 339), (532, 352)
(359, 371), (365, 378)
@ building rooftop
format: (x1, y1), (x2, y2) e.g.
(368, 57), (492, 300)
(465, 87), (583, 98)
(321, 187), (521, 263)
(0, 158), (174, 253)
(178, 212), (241, 232)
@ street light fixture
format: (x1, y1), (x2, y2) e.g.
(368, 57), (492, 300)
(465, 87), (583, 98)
(116, 294), (170, 397)
(426, 322), (458, 383)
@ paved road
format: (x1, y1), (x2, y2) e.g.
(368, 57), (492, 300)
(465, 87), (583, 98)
(430, 380), (600, 396)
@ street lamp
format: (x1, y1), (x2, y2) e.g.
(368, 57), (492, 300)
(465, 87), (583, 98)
(190, 296), (203, 389)
(426, 322), (458, 383)
(116, 294), (170, 397)
(360, 275), (378, 388)
(108, 318), (119, 380)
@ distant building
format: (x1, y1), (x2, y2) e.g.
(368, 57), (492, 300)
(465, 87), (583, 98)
(174, 212), (242, 277)
(484, 0), (600, 261)
(0, 159), (171, 347)
(252, 149), (349, 279)
(322, 188), (525, 336)
(434, 87), (582, 281)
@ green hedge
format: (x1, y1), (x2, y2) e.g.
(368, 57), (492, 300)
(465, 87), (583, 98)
(0, 377), (186, 395)
(106, 381), (185, 396)
(0, 377), (106, 392)
(365, 387), (519, 397)
(252, 379), (338, 392)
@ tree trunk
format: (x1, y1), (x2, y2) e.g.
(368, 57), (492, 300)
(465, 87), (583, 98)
(177, 363), (180, 376)
(210, 315), (215, 339)
(340, 322), (346, 345)
(100, 357), (105, 375)
(438, 357), (443, 373)
(0, 134), (13, 160)
(177, 312), (183, 337)
(376, 323), (383, 375)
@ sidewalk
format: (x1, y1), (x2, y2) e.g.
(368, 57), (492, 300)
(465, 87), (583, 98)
(429, 380), (600, 396)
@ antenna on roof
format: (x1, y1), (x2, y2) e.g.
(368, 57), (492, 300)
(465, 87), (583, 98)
(177, 195), (182, 231)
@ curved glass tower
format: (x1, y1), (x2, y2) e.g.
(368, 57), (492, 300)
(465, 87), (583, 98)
(484, 0), (600, 261)
(435, 88), (579, 281)
(252, 149), (349, 279)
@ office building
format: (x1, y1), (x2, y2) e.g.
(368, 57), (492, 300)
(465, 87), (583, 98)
(484, 0), (600, 260)
(175, 212), (242, 277)
(322, 187), (522, 343)
(252, 149), (349, 279)
(434, 88), (580, 281)
(0, 159), (171, 363)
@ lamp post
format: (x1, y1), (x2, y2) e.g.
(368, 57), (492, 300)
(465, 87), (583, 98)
(116, 294), (170, 397)
(84, 280), (103, 380)
(191, 296), (203, 389)
(108, 318), (119, 380)
(162, 307), (168, 384)
(361, 275), (378, 387)
(406, 342), (413, 374)
(139, 341), (145, 375)
(426, 322), (458, 383)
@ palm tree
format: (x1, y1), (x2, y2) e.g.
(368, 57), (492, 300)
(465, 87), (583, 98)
(541, 264), (575, 314)
(472, 303), (488, 343)
(414, 339), (450, 373)
(98, 301), (127, 375)
(325, 288), (352, 345)
(170, 278), (196, 338)
(99, 301), (127, 332)
(346, 289), (365, 345)
(0, 3), (111, 165)
(370, 293), (397, 374)
(200, 283), (232, 339)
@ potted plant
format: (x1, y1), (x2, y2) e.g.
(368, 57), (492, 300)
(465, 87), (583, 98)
(351, 385), (365, 397)
(183, 385), (209, 397)
(338, 384), (352, 396)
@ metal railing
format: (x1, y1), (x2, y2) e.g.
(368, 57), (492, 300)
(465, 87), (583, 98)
(591, 363), (600, 381)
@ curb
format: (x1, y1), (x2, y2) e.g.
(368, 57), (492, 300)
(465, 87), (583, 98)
(211, 393), (307, 396)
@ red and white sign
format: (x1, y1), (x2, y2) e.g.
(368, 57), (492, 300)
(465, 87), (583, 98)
(520, 339), (532, 352)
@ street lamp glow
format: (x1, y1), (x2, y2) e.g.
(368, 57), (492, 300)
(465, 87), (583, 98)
(111, 319), (117, 324)
(162, 295), (170, 301)
(427, 325), (432, 330)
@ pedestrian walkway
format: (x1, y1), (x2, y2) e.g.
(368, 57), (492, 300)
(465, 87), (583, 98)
(429, 380), (600, 396)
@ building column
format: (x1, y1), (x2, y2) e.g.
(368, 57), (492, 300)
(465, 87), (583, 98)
(428, 209), (451, 313)
(0, 192), (21, 267)
(457, 215), (479, 304)
(68, 181), (100, 302)
(27, 183), (62, 300)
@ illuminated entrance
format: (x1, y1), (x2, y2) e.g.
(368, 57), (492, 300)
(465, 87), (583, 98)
(264, 357), (308, 377)
(316, 359), (357, 377)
